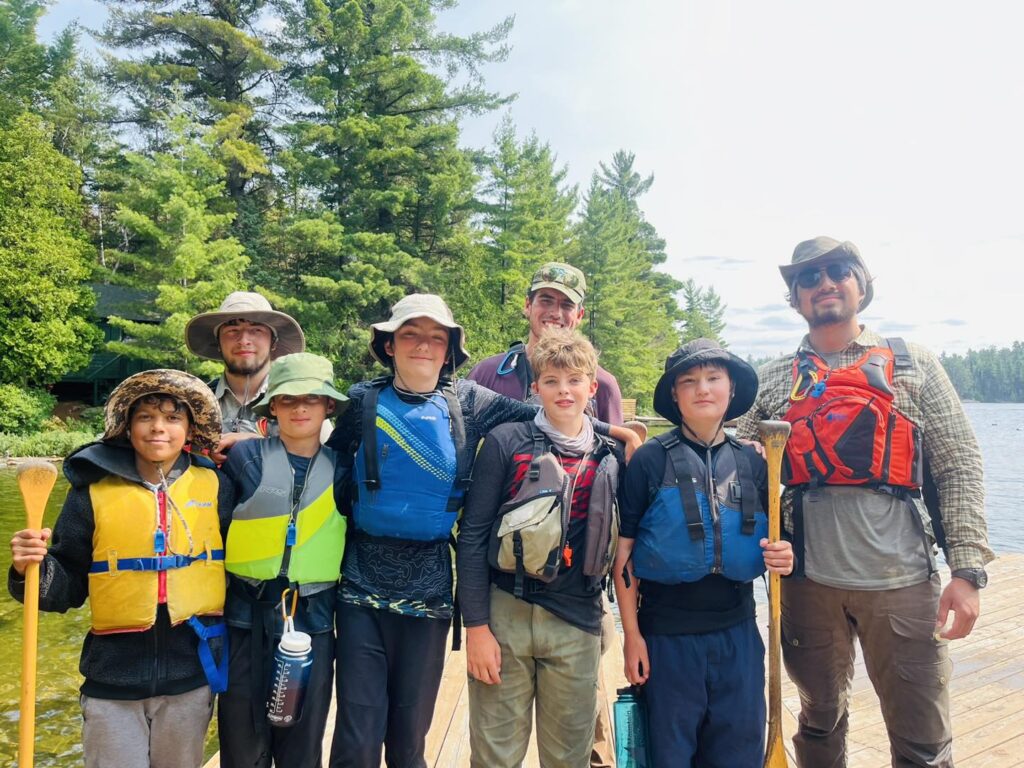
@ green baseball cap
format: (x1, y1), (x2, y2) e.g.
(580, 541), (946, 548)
(251, 353), (348, 416)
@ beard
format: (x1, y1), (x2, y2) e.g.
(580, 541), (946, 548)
(224, 353), (270, 376)
(807, 301), (857, 328)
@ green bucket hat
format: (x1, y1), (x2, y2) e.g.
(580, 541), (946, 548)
(251, 353), (349, 416)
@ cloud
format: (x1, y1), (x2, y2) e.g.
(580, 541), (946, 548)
(941, 318), (968, 326)
(687, 254), (754, 266)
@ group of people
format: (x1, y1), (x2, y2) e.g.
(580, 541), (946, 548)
(8, 236), (991, 768)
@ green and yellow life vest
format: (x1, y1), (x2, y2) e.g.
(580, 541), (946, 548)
(225, 438), (346, 583)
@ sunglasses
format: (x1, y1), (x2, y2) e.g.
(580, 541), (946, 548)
(275, 394), (327, 408)
(795, 261), (854, 290)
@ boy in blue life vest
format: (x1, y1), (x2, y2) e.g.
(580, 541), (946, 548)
(458, 329), (626, 768)
(323, 294), (640, 768)
(217, 352), (349, 768)
(8, 370), (233, 768)
(612, 339), (794, 767)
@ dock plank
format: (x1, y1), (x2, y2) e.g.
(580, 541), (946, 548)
(206, 554), (1024, 766)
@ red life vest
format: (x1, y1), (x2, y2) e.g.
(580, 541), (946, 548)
(781, 343), (922, 490)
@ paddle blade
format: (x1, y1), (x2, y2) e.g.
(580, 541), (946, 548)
(17, 461), (58, 530)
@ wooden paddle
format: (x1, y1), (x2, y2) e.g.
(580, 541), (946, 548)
(759, 420), (792, 768)
(16, 460), (59, 768)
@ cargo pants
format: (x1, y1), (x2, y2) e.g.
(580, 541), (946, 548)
(781, 575), (953, 768)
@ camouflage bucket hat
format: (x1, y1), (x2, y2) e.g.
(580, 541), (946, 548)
(102, 369), (223, 452)
(251, 353), (349, 416)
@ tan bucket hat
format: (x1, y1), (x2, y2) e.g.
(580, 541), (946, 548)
(251, 353), (349, 416)
(369, 293), (470, 370)
(102, 369), (222, 452)
(779, 237), (874, 311)
(185, 291), (305, 361)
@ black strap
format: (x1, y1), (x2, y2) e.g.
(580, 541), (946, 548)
(886, 337), (913, 370)
(655, 432), (703, 541)
(730, 441), (759, 535)
(792, 489), (806, 577)
(528, 423), (547, 480)
(513, 532), (526, 598)
(501, 341), (533, 400)
(360, 379), (386, 490)
(442, 383), (470, 490)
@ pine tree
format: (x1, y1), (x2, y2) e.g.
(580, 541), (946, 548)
(102, 108), (249, 375)
(679, 279), (727, 344)
(0, 0), (76, 123)
(451, 117), (577, 357)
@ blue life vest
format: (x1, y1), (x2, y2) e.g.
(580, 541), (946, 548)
(353, 382), (468, 542)
(632, 432), (767, 584)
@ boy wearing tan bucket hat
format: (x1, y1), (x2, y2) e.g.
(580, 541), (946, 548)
(9, 370), (234, 768)
(323, 294), (640, 768)
(217, 353), (348, 768)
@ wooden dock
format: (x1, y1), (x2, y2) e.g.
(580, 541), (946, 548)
(206, 553), (1024, 767)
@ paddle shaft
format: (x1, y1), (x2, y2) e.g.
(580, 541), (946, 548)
(760, 421), (791, 768)
(17, 462), (58, 768)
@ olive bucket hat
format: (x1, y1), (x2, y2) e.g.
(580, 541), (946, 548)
(653, 339), (759, 425)
(185, 291), (305, 361)
(102, 369), (223, 452)
(251, 353), (349, 416)
(779, 236), (874, 311)
(369, 293), (470, 370)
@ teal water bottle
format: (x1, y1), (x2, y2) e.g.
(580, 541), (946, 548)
(613, 685), (651, 768)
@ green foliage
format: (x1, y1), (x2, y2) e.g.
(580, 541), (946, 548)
(0, 430), (96, 458)
(452, 116), (578, 356)
(0, 0), (75, 122)
(574, 152), (682, 410)
(679, 279), (727, 344)
(940, 343), (1024, 402)
(0, 113), (101, 387)
(102, 107), (249, 373)
(0, 385), (56, 435)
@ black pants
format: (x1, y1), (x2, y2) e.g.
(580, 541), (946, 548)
(217, 626), (335, 768)
(329, 603), (449, 768)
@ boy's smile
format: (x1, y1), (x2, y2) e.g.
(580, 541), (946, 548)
(532, 367), (598, 435)
(129, 399), (190, 469)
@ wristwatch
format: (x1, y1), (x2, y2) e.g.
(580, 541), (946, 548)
(952, 568), (988, 589)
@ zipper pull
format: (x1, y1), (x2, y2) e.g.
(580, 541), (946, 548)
(562, 543), (573, 567)
(153, 528), (166, 553)
(285, 520), (297, 547)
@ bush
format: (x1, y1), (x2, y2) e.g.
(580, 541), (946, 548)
(0, 430), (96, 458)
(0, 385), (57, 435)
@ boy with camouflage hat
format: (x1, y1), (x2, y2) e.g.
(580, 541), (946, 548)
(8, 369), (234, 768)
(217, 352), (348, 768)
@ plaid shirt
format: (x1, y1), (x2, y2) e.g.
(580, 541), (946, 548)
(736, 327), (993, 572)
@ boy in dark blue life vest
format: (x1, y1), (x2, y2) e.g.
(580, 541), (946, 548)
(8, 370), (233, 768)
(613, 339), (794, 767)
(217, 352), (349, 768)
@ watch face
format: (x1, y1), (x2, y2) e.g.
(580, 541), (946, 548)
(976, 570), (989, 588)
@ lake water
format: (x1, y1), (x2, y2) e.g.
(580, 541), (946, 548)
(0, 402), (1021, 765)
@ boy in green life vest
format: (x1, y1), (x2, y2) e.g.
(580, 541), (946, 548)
(458, 330), (627, 767)
(8, 369), (232, 768)
(217, 352), (349, 768)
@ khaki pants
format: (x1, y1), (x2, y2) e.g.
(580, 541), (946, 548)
(781, 575), (953, 768)
(591, 604), (616, 768)
(81, 686), (213, 768)
(469, 586), (601, 768)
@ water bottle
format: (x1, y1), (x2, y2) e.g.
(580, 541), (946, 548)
(266, 621), (313, 727)
(614, 685), (651, 768)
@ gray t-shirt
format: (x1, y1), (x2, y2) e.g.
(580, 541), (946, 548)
(803, 351), (935, 589)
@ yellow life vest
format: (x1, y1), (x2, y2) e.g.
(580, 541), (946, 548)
(88, 466), (225, 633)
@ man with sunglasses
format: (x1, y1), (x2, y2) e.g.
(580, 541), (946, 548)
(737, 236), (991, 767)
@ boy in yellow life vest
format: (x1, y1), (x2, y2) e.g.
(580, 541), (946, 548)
(8, 369), (233, 768)
(217, 352), (348, 768)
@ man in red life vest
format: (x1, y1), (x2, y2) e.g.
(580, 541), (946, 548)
(737, 237), (993, 767)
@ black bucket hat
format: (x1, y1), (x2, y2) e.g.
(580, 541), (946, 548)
(653, 339), (759, 425)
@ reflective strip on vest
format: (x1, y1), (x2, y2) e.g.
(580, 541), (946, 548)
(632, 436), (767, 584)
(88, 467), (225, 632)
(354, 387), (459, 541)
(225, 438), (346, 583)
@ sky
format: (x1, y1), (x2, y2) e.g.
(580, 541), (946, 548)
(41, 1), (1023, 360)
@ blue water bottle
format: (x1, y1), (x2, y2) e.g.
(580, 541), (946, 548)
(614, 685), (651, 768)
(266, 595), (313, 727)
